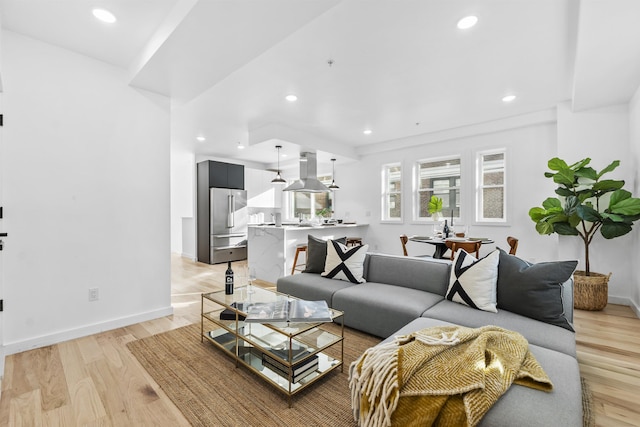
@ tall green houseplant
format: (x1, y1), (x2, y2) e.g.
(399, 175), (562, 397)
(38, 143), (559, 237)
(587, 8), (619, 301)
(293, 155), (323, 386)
(529, 157), (640, 275)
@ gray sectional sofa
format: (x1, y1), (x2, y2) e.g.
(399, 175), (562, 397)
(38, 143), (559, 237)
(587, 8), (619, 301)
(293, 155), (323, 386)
(277, 252), (583, 426)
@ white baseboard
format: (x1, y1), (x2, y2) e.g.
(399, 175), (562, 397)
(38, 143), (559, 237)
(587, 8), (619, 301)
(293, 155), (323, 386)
(3, 306), (174, 356)
(181, 252), (195, 260)
(608, 295), (640, 318)
(629, 299), (640, 318)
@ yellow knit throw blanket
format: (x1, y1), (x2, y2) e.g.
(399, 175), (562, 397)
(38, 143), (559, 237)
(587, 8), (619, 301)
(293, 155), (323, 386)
(349, 325), (553, 427)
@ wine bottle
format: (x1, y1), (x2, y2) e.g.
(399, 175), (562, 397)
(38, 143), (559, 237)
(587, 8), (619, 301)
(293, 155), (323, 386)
(443, 219), (450, 238)
(225, 261), (234, 295)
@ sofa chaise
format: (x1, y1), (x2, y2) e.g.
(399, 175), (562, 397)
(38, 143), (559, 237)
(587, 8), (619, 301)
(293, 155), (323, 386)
(277, 250), (583, 426)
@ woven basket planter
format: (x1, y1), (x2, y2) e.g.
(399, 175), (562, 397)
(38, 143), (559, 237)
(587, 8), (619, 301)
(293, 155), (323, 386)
(573, 271), (611, 311)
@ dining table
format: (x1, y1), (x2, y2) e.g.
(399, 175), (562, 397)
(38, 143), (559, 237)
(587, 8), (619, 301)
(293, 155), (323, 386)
(409, 235), (495, 259)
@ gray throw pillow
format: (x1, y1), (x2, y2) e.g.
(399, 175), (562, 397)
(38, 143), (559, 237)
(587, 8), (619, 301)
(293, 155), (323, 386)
(303, 235), (347, 274)
(497, 248), (577, 331)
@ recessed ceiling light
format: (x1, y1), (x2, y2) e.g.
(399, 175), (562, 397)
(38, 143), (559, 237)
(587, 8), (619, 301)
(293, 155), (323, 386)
(363, 129), (372, 135)
(237, 142), (245, 149)
(457, 15), (478, 30)
(196, 136), (206, 142)
(502, 94), (517, 103)
(92, 8), (117, 24)
(285, 94), (298, 102)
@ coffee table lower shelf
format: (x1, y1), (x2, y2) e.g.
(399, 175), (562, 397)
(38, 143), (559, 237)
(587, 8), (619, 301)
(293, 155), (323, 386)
(203, 327), (343, 406)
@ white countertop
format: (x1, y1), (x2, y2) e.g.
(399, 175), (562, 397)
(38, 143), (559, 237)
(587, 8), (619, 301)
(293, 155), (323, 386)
(248, 223), (367, 230)
(247, 223), (369, 283)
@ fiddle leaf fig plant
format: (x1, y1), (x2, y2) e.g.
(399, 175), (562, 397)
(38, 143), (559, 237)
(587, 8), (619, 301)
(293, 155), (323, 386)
(529, 157), (640, 275)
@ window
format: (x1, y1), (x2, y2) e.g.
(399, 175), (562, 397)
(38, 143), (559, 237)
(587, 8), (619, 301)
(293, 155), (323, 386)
(381, 163), (402, 221)
(416, 157), (461, 220)
(477, 150), (506, 221)
(288, 175), (334, 219)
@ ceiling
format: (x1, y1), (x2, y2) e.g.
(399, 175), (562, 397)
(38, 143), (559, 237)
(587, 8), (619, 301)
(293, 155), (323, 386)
(2, 0), (640, 170)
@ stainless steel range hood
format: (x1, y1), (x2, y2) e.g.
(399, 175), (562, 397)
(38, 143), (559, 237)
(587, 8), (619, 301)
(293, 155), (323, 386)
(283, 152), (330, 193)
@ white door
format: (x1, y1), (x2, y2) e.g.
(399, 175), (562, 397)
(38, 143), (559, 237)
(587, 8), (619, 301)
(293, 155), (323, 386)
(0, 91), (5, 382)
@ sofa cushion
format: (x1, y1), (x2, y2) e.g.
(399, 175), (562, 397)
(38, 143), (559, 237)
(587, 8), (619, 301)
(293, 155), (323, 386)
(276, 273), (355, 307)
(303, 235), (347, 274)
(322, 241), (368, 283)
(364, 253), (451, 294)
(331, 282), (443, 338)
(497, 249), (577, 331)
(423, 299), (576, 357)
(446, 249), (499, 312)
(383, 317), (582, 427)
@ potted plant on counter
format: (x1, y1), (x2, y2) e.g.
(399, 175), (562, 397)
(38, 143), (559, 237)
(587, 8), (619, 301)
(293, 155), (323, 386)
(315, 208), (333, 224)
(528, 157), (640, 310)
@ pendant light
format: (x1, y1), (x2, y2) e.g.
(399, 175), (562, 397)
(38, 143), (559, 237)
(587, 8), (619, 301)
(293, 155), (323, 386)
(328, 158), (340, 190)
(271, 145), (286, 184)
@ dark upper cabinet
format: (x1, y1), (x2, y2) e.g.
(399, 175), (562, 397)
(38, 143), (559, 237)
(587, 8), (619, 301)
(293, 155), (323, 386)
(226, 163), (245, 190)
(209, 164), (228, 188)
(201, 160), (244, 190)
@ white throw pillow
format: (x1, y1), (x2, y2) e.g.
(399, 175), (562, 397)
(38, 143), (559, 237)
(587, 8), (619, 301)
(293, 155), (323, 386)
(445, 249), (499, 313)
(322, 240), (368, 284)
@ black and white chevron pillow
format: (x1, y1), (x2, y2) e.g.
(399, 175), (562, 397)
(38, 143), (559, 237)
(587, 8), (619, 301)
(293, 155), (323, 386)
(321, 240), (368, 283)
(445, 249), (499, 312)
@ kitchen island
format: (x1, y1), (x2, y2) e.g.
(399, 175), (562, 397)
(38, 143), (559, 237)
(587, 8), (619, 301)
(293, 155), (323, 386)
(248, 223), (369, 284)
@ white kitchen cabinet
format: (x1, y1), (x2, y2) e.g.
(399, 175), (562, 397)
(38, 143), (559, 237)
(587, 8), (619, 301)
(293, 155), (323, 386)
(246, 168), (283, 208)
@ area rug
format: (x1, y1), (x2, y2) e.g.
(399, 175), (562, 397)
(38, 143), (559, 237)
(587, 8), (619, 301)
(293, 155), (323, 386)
(581, 376), (595, 427)
(127, 324), (595, 427)
(127, 323), (379, 427)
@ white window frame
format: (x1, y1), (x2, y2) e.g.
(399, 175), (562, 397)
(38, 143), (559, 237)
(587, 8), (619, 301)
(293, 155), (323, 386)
(381, 162), (402, 222)
(285, 174), (335, 220)
(414, 156), (462, 222)
(476, 149), (507, 223)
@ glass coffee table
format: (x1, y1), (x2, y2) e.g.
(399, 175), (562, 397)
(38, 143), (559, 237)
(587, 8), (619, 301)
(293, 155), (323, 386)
(201, 286), (344, 406)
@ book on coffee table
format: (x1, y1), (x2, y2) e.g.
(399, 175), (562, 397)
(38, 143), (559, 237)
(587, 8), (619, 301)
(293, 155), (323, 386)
(244, 299), (332, 323)
(219, 302), (247, 321)
(262, 357), (319, 383)
(262, 349), (318, 373)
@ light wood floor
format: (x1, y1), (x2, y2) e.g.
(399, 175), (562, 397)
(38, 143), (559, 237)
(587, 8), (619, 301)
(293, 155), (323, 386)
(1, 254), (639, 426)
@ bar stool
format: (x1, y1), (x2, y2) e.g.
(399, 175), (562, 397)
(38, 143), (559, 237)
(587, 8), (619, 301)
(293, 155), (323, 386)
(346, 237), (363, 247)
(291, 244), (307, 274)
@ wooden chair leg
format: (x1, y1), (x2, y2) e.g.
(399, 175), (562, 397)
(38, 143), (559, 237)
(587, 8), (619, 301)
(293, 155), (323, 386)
(291, 249), (301, 275)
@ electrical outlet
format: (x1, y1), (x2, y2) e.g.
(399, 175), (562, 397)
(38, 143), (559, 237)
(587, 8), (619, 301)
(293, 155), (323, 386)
(89, 288), (99, 301)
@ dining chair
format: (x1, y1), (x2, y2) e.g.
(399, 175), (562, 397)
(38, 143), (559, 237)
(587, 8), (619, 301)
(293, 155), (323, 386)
(400, 234), (409, 256)
(400, 234), (431, 258)
(507, 236), (519, 255)
(445, 240), (482, 260)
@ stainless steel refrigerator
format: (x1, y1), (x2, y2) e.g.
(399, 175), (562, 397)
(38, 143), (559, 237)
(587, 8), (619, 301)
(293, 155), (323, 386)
(209, 188), (248, 264)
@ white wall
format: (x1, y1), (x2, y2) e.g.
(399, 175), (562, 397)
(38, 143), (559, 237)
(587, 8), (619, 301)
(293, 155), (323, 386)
(1, 31), (172, 354)
(629, 88), (640, 315)
(334, 105), (639, 308)
(335, 116), (560, 264)
(556, 102), (634, 305)
(170, 144), (195, 258)
(169, 100), (198, 257)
